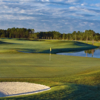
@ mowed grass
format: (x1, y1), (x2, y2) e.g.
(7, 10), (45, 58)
(0, 38), (97, 53)
(0, 54), (100, 100)
(0, 38), (99, 100)
(0, 53), (100, 78)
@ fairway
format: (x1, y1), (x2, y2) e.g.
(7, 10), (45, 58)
(0, 53), (100, 78)
(0, 39), (99, 100)
(0, 38), (97, 53)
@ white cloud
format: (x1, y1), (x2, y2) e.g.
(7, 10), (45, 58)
(41, 0), (49, 2)
(0, 0), (100, 33)
(91, 3), (100, 7)
(0, 14), (35, 20)
(81, 3), (87, 6)
(67, 0), (78, 3)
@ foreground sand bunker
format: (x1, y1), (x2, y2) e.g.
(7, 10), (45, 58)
(0, 82), (50, 97)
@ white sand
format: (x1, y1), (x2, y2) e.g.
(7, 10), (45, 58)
(0, 82), (50, 97)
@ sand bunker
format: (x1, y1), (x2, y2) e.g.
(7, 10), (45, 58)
(0, 82), (50, 97)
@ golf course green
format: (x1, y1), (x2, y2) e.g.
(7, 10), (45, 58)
(0, 38), (100, 100)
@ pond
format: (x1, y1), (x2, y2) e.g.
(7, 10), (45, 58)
(57, 47), (100, 58)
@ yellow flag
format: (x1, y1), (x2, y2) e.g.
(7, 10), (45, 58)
(50, 47), (52, 52)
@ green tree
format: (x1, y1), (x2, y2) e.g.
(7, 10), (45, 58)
(72, 31), (77, 40)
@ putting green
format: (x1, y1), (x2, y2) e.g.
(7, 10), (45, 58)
(0, 38), (97, 53)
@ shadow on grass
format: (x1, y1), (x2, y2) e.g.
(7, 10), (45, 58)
(16, 38), (46, 41)
(17, 49), (37, 53)
(18, 45), (97, 54)
(73, 41), (91, 46)
(40, 47), (97, 54)
(0, 88), (50, 98)
(1, 84), (100, 100)
(0, 41), (14, 45)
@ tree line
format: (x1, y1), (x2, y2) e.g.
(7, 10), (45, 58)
(0, 27), (100, 41)
(0, 27), (34, 38)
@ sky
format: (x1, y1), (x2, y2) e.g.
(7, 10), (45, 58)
(0, 0), (100, 33)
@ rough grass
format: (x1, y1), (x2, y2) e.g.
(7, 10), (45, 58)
(0, 38), (99, 100)
(81, 40), (100, 46)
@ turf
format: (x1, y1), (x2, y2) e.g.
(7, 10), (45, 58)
(0, 39), (99, 100)
(81, 40), (100, 46)
(0, 54), (100, 100)
(0, 38), (97, 53)
(0, 53), (100, 78)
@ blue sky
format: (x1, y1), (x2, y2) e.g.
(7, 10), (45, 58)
(0, 0), (100, 33)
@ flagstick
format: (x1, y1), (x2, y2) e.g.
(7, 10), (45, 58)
(49, 47), (52, 61)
